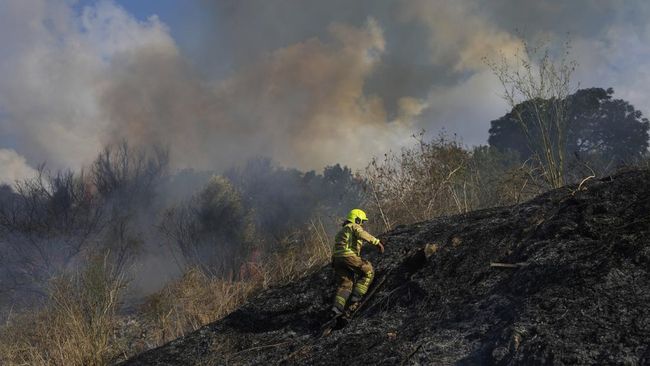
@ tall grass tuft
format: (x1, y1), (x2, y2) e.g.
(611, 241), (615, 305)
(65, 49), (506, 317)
(0, 254), (127, 366)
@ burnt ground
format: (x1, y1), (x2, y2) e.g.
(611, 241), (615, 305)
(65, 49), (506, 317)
(122, 169), (650, 365)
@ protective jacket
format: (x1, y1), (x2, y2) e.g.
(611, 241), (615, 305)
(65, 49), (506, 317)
(332, 222), (380, 257)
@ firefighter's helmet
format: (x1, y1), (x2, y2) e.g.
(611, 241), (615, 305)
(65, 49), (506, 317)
(346, 208), (368, 224)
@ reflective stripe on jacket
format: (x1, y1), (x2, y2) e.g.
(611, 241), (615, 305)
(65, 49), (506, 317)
(332, 222), (380, 257)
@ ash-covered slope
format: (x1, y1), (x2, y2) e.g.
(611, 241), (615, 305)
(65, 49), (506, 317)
(123, 169), (650, 365)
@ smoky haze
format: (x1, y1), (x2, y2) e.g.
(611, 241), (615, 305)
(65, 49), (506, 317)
(100, 17), (417, 170)
(1, 0), (650, 180)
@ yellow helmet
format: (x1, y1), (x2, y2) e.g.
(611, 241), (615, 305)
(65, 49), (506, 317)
(346, 208), (368, 224)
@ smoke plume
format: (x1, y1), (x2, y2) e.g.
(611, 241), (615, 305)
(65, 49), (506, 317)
(100, 17), (417, 170)
(0, 0), (649, 180)
(0, 149), (38, 185)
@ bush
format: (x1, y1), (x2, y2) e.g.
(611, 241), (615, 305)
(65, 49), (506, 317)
(160, 176), (255, 273)
(0, 169), (103, 303)
(363, 133), (543, 230)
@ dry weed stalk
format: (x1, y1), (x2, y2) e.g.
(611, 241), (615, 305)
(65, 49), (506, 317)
(485, 37), (577, 188)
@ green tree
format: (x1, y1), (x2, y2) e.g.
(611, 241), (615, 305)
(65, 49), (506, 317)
(161, 176), (254, 272)
(489, 87), (650, 172)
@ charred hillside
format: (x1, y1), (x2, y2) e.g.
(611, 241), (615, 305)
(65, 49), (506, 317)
(123, 169), (650, 365)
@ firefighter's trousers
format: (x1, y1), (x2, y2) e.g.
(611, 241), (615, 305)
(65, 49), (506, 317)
(331, 255), (374, 312)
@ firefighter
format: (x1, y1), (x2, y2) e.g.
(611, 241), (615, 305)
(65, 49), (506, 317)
(330, 208), (384, 316)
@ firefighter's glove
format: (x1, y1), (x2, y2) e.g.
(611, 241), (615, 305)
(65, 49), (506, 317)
(377, 242), (385, 254)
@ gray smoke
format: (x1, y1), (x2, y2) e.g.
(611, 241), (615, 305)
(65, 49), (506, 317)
(99, 17), (418, 170)
(1, 0), (649, 180)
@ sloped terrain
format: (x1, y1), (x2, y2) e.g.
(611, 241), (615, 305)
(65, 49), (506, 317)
(122, 169), (650, 365)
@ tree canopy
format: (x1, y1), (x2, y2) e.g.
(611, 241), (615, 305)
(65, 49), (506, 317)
(489, 88), (650, 167)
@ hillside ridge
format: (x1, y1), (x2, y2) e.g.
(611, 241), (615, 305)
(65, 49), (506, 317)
(122, 169), (650, 365)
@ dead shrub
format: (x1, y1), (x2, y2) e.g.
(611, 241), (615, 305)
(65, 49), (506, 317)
(363, 133), (543, 230)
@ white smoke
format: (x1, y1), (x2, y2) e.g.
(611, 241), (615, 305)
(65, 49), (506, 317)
(0, 0), (648, 175)
(397, 0), (650, 146)
(0, 149), (38, 185)
(0, 1), (421, 172)
(0, 0), (176, 171)
(398, 0), (523, 72)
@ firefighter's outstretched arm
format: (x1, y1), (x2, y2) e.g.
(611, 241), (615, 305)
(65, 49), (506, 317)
(352, 224), (384, 254)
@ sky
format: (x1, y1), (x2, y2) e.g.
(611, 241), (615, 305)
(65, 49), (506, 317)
(1, 0), (649, 184)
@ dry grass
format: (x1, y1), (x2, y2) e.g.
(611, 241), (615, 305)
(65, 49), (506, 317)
(140, 220), (331, 348)
(363, 133), (543, 231)
(0, 255), (127, 366)
(0, 224), (332, 366)
(140, 268), (257, 345)
(260, 219), (332, 285)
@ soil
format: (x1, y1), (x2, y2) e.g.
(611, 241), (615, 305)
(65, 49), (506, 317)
(121, 168), (650, 365)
